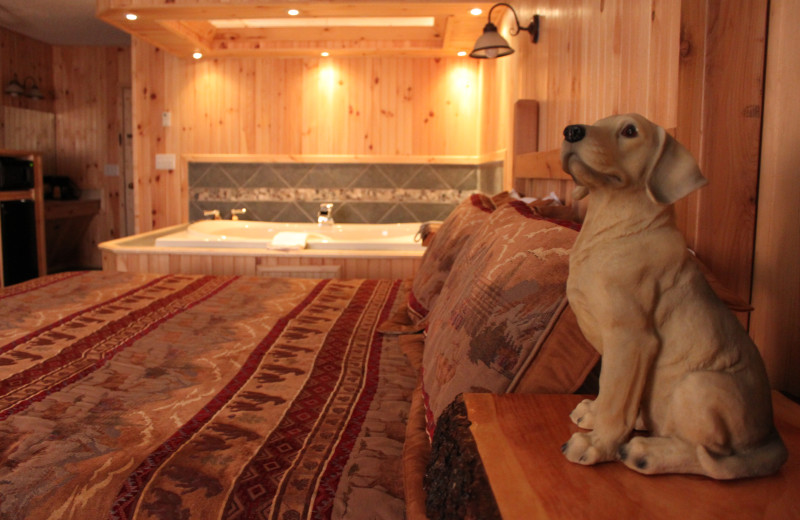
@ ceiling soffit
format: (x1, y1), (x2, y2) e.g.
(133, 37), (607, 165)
(96, 2), (498, 58)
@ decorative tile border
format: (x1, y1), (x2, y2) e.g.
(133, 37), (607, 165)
(191, 188), (471, 203)
(188, 162), (502, 223)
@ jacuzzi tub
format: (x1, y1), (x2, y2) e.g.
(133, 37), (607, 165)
(153, 220), (425, 251)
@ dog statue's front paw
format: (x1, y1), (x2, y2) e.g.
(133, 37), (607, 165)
(561, 431), (615, 465)
(617, 435), (698, 475)
(617, 438), (652, 473)
(569, 398), (596, 429)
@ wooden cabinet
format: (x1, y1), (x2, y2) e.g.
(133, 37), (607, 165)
(0, 149), (47, 287)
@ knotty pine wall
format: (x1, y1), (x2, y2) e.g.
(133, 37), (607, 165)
(53, 46), (132, 268)
(132, 40), (483, 231)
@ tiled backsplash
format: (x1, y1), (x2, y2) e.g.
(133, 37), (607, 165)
(189, 161), (502, 223)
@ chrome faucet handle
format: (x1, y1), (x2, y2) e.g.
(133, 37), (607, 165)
(318, 203), (334, 224)
(230, 208), (247, 221)
(203, 209), (221, 220)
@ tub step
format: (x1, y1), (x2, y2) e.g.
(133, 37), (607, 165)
(256, 265), (341, 280)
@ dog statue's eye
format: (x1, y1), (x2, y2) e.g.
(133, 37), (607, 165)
(621, 124), (638, 138)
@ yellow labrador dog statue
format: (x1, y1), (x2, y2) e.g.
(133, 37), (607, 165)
(560, 113), (787, 479)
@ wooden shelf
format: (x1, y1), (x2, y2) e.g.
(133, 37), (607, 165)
(181, 153), (495, 166)
(45, 199), (101, 220)
(0, 190), (35, 202)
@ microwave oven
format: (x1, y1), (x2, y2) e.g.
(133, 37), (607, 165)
(0, 157), (35, 191)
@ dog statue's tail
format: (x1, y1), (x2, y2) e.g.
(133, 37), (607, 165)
(696, 429), (788, 479)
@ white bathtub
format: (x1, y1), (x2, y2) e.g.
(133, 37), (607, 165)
(153, 220), (425, 251)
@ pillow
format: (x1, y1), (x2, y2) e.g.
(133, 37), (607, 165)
(490, 190), (517, 207)
(377, 194), (495, 336)
(410, 193), (495, 322)
(532, 203), (584, 229)
(421, 200), (580, 436)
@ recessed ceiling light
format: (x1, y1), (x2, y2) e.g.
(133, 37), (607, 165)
(192, 51), (203, 60)
(288, 9), (300, 16)
(458, 51), (467, 57)
(470, 8), (483, 16)
(125, 13), (138, 21)
(321, 51), (330, 57)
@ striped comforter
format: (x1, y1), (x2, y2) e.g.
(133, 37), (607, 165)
(0, 271), (416, 520)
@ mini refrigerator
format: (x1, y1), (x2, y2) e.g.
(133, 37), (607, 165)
(1, 199), (39, 286)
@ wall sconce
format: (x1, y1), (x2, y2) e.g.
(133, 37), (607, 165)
(4, 74), (45, 99)
(4, 74), (24, 97)
(470, 3), (539, 59)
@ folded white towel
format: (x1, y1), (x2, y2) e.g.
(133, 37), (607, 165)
(268, 232), (309, 250)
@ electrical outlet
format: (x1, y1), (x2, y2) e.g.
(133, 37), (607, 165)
(162, 111), (171, 127)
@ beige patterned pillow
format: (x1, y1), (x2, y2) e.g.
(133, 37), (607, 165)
(407, 193), (495, 325)
(421, 200), (578, 434)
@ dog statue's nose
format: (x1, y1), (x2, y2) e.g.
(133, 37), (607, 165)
(563, 125), (586, 143)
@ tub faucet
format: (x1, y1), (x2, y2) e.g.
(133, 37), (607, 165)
(230, 208), (246, 221)
(318, 203), (334, 225)
(203, 209), (221, 220)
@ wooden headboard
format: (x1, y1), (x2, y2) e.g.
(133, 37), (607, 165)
(511, 99), (575, 203)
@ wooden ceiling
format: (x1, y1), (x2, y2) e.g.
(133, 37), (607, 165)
(96, 1), (499, 58)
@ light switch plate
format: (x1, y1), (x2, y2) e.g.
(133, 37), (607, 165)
(155, 153), (176, 170)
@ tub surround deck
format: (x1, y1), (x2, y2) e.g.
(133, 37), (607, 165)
(99, 224), (424, 279)
(154, 220), (425, 251)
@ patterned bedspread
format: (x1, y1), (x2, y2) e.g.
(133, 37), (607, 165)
(0, 271), (416, 520)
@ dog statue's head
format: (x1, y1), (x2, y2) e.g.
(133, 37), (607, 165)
(561, 113), (707, 204)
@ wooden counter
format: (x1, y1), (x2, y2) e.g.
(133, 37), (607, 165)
(44, 199), (101, 273)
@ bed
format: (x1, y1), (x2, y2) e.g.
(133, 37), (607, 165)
(0, 272), (417, 519)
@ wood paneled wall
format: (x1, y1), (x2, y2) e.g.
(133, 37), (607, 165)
(0, 29), (55, 116)
(675, 0), (768, 307)
(53, 46), (132, 268)
(751, 0), (800, 398)
(132, 40), (482, 231)
(2, 107), (56, 172)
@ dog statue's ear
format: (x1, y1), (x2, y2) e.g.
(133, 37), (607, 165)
(646, 128), (707, 204)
